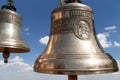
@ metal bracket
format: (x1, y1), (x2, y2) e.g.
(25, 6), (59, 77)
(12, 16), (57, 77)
(59, 0), (65, 6)
(1, 0), (16, 11)
(59, 0), (82, 5)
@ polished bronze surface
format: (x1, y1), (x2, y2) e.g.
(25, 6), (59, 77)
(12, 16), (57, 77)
(34, 0), (118, 75)
(0, 9), (30, 63)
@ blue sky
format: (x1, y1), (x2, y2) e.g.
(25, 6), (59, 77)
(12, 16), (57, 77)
(0, 0), (120, 80)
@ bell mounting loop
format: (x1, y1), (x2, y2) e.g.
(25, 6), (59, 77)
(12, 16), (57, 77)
(59, 0), (82, 6)
(1, 0), (16, 11)
(59, 0), (65, 5)
(64, 0), (82, 3)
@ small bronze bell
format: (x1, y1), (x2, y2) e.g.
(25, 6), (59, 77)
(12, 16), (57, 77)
(34, 0), (118, 80)
(0, 0), (30, 63)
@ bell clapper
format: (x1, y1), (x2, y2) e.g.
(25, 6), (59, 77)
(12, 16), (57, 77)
(68, 75), (78, 80)
(2, 49), (10, 63)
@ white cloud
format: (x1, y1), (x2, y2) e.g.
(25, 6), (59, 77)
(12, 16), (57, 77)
(0, 56), (67, 80)
(10, 56), (23, 62)
(25, 27), (30, 31)
(24, 27), (30, 35)
(0, 56), (32, 73)
(112, 30), (117, 33)
(39, 26), (118, 48)
(78, 60), (120, 80)
(114, 41), (120, 47)
(39, 36), (49, 45)
(105, 26), (116, 31)
(0, 56), (120, 80)
(97, 32), (112, 48)
(97, 25), (119, 48)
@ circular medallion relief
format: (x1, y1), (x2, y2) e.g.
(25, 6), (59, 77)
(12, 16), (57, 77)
(74, 21), (91, 40)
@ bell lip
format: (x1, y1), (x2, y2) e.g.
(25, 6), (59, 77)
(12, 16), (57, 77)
(0, 46), (30, 53)
(33, 53), (119, 75)
(0, 40), (30, 53)
(33, 68), (119, 75)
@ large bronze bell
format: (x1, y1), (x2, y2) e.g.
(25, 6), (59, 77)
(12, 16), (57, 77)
(34, 0), (118, 79)
(0, 0), (30, 63)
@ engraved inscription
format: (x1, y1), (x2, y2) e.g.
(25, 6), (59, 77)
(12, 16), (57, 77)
(51, 17), (77, 34)
(51, 9), (93, 22)
(69, 10), (92, 18)
(51, 9), (93, 39)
